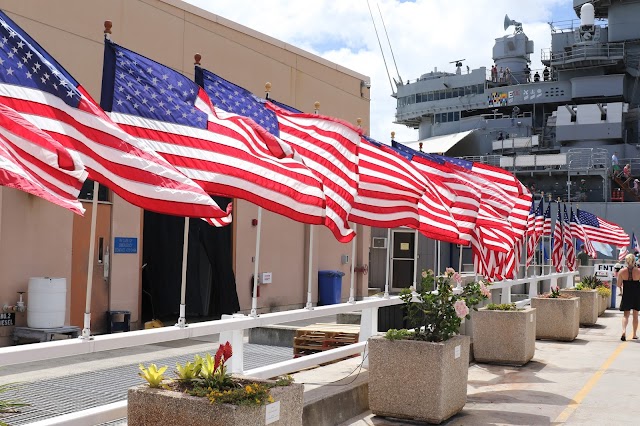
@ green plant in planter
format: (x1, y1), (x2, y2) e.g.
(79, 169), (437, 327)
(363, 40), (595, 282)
(579, 275), (604, 289)
(596, 286), (612, 298)
(138, 342), (290, 407)
(486, 303), (520, 311)
(542, 286), (571, 299)
(1, 382), (29, 426)
(397, 268), (489, 342)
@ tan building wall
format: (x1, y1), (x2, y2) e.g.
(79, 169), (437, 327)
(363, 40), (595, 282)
(0, 0), (370, 345)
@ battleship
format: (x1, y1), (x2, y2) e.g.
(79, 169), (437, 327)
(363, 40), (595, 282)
(394, 0), (640, 205)
(370, 0), (639, 289)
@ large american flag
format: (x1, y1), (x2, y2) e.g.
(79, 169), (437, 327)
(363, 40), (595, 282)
(102, 41), (331, 228)
(542, 201), (552, 236)
(526, 199), (537, 268)
(552, 202), (564, 272)
(197, 67), (360, 242)
(576, 208), (629, 247)
(563, 205), (576, 271)
(571, 208), (596, 259)
(0, 103), (86, 214)
(0, 12), (229, 223)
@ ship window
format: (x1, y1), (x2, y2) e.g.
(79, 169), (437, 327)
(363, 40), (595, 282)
(477, 84), (484, 94)
(445, 90), (452, 99)
(434, 114), (441, 123)
(428, 92), (434, 102)
(409, 94), (416, 104)
(454, 111), (460, 121)
(448, 112), (454, 122)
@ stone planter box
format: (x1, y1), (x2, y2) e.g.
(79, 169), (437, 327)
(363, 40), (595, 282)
(128, 378), (304, 426)
(368, 334), (470, 424)
(530, 297), (580, 341)
(471, 307), (536, 366)
(598, 294), (608, 316)
(560, 289), (599, 325)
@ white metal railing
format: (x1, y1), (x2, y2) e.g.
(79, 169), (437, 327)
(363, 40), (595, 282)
(2, 271), (576, 425)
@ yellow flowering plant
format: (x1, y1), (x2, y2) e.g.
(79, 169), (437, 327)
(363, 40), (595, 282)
(138, 342), (291, 406)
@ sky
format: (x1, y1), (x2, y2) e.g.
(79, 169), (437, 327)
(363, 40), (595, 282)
(183, 0), (578, 143)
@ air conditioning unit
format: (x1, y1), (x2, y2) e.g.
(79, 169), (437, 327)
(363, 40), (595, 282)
(372, 237), (387, 249)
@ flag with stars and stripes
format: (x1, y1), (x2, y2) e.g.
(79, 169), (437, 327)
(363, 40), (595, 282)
(102, 40), (328, 228)
(552, 202), (564, 273)
(563, 205), (576, 271)
(0, 103), (86, 214)
(632, 232), (639, 254)
(576, 209), (629, 247)
(542, 201), (552, 236)
(571, 208), (596, 259)
(196, 67), (361, 242)
(0, 11), (230, 224)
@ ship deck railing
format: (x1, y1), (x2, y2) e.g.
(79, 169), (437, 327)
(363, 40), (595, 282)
(541, 43), (625, 66)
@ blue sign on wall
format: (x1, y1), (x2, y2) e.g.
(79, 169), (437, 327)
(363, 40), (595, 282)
(114, 237), (138, 254)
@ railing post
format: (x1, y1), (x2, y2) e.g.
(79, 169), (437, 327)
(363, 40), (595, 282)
(528, 277), (539, 298)
(501, 282), (512, 304)
(219, 315), (245, 374)
(360, 307), (379, 368)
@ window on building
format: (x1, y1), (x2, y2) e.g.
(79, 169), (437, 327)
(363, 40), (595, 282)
(79, 179), (110, 202)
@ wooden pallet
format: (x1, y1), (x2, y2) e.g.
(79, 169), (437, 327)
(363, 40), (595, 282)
(293, 323), (359, 358)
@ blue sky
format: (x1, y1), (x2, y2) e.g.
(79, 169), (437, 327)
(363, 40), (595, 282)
(184, 0), (580, 142)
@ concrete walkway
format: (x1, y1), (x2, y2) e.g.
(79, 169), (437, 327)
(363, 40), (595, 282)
(342, 309), (640, 425)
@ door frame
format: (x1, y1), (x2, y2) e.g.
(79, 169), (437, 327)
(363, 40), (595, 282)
(390, 229), (417, 292)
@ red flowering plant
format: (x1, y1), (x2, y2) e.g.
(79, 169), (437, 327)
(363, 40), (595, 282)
(138, 341), (293, 406)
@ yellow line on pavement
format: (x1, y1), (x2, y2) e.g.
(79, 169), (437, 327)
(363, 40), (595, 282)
(554, 341), (628, 424)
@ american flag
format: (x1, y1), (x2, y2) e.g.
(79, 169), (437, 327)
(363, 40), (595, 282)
(618, 246), (629, 261)
(552, 202), (564, 272)
(570, 208), (596, 259)
(102, 41), (331, 229)
(576, 209), (630, 247)
(197, 67), (360, 242)
(0, 12), (229, 223)
(632, 232), (639, 253)
(542, 201), (552, 236)
(563, 205), (576, 271)
(526, 200), (537, 267)
(391, 142), (480, 245)
(534, 199), (545, 237)
(0, 103), (86, 214)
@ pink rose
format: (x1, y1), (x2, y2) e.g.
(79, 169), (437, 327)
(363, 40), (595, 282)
(445, 267), (455, 276)
(421, 270), (428, 278)
(480, 283), (491, 298)
(454, 300), (469, 318)
(453, 272), (462, 286)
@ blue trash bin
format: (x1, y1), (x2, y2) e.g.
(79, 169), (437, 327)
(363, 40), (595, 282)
(318, 270), (345, 306)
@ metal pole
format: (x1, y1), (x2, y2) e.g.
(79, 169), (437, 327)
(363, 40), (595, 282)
(412, 230), (419, 287)
(306, 225), (315, 309)
(437, 241), (441, 276)
(384, 228), (391, 298)
(433, 239), (437, 275)
(458, 244), (463, 273)
(348, 223), (357, 303)
(250, 207), (262, 317)
(176, 217), (190, 327)
(81, 181), (99, 340)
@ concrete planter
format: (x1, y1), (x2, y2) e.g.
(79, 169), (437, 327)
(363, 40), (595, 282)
(560, 289), (599, 325)
(368, 334), (470, 424)
(598, 294), (608, 316)
(471, 307), (536, 366)
(128, 378), (304, 426)
(530, 297), (580, 341)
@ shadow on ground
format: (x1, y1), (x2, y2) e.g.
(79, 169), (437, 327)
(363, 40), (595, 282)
(467, 389), (572, 406)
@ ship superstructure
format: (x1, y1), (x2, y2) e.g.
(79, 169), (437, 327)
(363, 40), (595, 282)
(394, 0), (640, 203)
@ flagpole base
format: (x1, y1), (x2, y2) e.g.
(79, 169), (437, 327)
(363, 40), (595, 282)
(348, 297), (355, 304)
(81, 313), (92, 340)
(249, 308), (258, 318)
(175, 304), (187, 328)
(305, 301), (314, 310)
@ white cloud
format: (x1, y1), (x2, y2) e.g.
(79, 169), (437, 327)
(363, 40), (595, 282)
(184, 0), (571, 142)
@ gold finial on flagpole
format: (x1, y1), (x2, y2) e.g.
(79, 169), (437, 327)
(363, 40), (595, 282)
(391, 131), (395, 142)
(265, 82), (272, 100)
(194, 53), (201, 66)
(314, 101), (320, 114)
(104, 20), (112, 40)
(356, 118), (362, 128)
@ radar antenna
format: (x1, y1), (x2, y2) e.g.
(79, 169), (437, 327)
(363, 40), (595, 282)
(377, 3), (403, 86)
(367, 0), (395, 94)
(504, 14), (523, 34)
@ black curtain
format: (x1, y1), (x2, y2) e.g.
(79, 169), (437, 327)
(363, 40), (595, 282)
(141, 198), (239, 321)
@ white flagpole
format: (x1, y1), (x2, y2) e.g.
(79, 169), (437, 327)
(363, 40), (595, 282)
(250, 207), (263, 317)
(348, 223), (357, 303)
(458, 244), (463, 273)
(176, 217), (190, 327)
(305, 225), (315, 309)
(413, 229), (419, 287)
(81, 181), (99, 340)
(437, 241), (441, 276)
(384, 228), (391, 298)
(433, 239), (437, 275)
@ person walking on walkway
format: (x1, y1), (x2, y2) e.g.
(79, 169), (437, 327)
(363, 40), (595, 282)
(617, 253), (640, 341)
